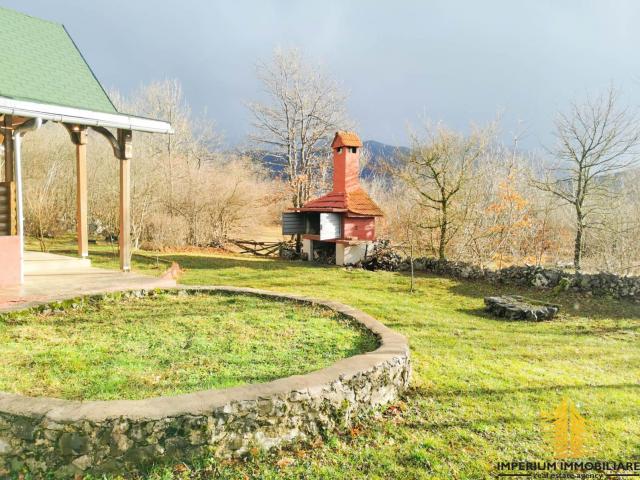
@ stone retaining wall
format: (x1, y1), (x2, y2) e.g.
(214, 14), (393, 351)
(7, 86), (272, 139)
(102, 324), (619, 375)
(0, 287), (411, 477)
(412, 258), (640, 301)
(360, 241), (640, 301)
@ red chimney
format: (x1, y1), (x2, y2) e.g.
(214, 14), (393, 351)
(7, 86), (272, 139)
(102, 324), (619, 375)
(331, 131), (363, 193)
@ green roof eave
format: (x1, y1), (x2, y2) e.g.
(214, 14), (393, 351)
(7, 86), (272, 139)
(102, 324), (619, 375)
(0, 6), (118, 114)
(0, 92), (118, 116)
(0, 95), (173, 134)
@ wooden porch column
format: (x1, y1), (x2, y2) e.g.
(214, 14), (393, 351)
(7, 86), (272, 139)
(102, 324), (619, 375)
(117, 129), (133, 272)
(119, 157), (131, 271)
(3, 115), (14, 182)
(89, 126), (132, 272)
(74, 128), (88, 258)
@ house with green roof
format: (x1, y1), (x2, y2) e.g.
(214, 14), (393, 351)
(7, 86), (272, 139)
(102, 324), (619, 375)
(0, 6), (172, 287)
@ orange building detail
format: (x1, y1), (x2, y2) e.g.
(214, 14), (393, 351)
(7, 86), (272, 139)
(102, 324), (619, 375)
(298, 131), (383, 242)
(285, 131), (383, 264)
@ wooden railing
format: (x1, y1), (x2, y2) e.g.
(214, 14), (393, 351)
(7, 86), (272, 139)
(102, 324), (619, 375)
(231, 239), (294, 257)
(0, 181), (16, 236)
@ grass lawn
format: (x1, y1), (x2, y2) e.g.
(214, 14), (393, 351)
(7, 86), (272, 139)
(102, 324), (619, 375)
(25, 239), (640, 479)
(0, 291), (376, 400)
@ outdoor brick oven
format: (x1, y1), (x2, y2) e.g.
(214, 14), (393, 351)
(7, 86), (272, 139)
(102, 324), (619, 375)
(283, 131), (383, 265)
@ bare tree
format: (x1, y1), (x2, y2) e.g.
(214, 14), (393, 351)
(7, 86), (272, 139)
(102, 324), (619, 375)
(21, 123), (76, 251)
(19, 80), (278, 254)
(396, 124), (491, 261)
(24, 153), (69, 251)
(247, 48), (349, 209)
(391, 201), (422, 292)
(584, 167), (640, 274)
(535, 87), (640, 272)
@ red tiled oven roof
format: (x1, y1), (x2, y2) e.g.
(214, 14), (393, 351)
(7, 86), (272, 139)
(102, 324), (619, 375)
(331, 131), (363, 149)
(299, 187), (383, 216)
(294, 130), (383, 217)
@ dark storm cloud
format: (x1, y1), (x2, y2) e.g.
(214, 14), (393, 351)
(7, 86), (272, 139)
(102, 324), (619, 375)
(4, 0), (640, 149)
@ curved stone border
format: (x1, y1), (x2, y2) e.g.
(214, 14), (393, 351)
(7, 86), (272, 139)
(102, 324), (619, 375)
(0, 286), (410, 476)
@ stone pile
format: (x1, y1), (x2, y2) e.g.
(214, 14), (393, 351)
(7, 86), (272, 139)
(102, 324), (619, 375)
(278, 243), (299, 260)
(312, 249), (336, 265)
(361, 241), (403, 271)
(484, 295), (560, 321)
(356, 241), (640, 301)
(412, 257), (485, 279)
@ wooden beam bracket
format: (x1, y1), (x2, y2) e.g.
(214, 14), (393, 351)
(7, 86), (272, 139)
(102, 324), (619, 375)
(63, 123), (88, 145)
(90, 126), (132, 160)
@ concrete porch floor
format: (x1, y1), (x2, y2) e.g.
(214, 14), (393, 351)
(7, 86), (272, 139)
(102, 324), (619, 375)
(0, 251), (177, 312)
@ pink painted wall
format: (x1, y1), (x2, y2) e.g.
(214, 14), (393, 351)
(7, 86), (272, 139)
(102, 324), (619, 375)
(0, 236), (21, 287)
(343, 217), (375, 241)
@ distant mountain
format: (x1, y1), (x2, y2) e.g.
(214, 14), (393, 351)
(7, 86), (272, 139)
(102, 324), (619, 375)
(253, 151), (286, 175)
(249, 140), (408, 179)
(362, 140), (409, 179)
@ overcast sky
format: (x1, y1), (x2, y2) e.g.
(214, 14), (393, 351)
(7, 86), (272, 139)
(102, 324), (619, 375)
(4, 1), (640, 149)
